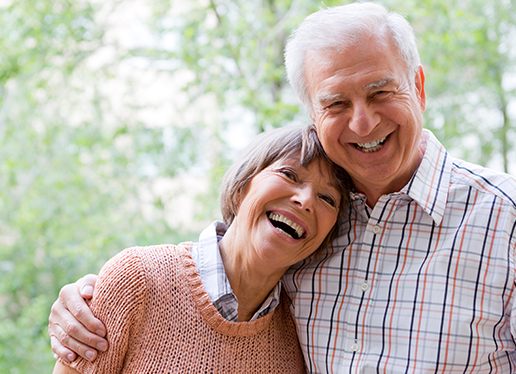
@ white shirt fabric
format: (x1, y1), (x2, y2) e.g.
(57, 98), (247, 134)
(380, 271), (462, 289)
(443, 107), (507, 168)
(190, 221), (281, 322)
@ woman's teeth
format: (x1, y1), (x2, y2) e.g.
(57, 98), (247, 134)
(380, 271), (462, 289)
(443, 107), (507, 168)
(268, 212), (305, 239)
(355, 136), (387, 153)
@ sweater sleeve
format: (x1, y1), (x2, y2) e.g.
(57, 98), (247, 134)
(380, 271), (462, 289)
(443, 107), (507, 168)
(66, 247), (147, 374)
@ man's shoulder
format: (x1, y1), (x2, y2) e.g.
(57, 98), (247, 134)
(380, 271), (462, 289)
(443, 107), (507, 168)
(450, 158), (516, 207)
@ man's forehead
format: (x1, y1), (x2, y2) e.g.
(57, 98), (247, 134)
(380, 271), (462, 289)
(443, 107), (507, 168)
(305, 49), (346, 70)
(305, 31), (396, 72)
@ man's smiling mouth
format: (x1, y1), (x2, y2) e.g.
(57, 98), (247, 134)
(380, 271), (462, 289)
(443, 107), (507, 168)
(355, 136), (388, 153)
(268, 212), (305, 239)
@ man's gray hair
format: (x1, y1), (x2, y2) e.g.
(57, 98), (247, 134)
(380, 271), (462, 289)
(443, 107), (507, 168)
(284, 2), (421, 116)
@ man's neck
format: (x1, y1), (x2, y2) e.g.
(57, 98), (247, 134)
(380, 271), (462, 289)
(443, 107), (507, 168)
(356, 131), (429, 208)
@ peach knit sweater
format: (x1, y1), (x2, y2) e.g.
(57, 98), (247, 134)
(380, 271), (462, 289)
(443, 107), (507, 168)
(64, 243), (306, 373)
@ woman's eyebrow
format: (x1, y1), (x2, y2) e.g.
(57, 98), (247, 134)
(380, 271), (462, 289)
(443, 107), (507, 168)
(328, 182), (342, 195)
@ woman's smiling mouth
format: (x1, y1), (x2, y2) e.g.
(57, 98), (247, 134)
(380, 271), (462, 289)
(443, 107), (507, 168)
(267, 212), (305, 239)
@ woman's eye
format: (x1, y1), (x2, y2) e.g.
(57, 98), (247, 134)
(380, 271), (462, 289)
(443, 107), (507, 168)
(320, 194), (337, 207)
(279, 168), (298, 181)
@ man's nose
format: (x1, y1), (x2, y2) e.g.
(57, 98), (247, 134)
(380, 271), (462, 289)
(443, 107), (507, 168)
(348, 100), (380, 137)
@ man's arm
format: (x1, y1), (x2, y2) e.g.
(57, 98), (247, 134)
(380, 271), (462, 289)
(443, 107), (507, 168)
(53, 361), (81, 374)
(48, 274), (108, 362)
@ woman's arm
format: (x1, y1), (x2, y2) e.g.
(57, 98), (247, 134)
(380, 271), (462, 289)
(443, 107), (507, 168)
(53, 361), (81, 374)
(51, 247), (147, 373)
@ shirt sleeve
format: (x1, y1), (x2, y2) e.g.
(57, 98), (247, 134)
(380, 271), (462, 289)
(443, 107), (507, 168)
(66, 247), (147, 374)
(510, 239), (516, 341)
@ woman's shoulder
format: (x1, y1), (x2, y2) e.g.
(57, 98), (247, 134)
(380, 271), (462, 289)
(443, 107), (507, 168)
(132, 242), (196, 275)
(95, 242), (196, 299)
(107, 242), (194, 270)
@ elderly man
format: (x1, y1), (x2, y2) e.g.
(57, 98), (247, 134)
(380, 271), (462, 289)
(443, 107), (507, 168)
(50, 2), (516, 372)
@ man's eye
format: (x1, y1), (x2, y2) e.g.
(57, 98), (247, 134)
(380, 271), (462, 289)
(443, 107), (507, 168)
(330, 101), (344, 107)
(373, 90), (390, 98)
(320, 194), (337, 207)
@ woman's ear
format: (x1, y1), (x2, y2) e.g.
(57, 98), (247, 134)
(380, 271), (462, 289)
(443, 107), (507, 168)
(233, 183), (250, 214)
(233, 189), (243, 213)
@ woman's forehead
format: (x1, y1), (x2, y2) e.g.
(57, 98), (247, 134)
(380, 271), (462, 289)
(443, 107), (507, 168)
(271, 156), (335, 179)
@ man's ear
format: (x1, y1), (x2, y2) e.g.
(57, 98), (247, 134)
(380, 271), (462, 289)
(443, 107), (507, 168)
(414, 65), (426, 112)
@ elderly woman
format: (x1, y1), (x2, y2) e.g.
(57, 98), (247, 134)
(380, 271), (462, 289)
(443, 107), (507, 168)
(51, 125), (349, 373)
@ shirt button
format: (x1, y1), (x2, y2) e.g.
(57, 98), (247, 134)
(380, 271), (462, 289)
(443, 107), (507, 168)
(372, 225), (381, 234)
(351, 343), (359, 352)
(361, 282), (369, 292)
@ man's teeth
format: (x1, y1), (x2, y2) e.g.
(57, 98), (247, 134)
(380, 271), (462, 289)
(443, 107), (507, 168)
(355, 136), (387, 153)
(268, 212), (305, 239)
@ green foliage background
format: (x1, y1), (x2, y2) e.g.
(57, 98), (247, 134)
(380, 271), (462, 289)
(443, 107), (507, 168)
(1, 0), (515, 371)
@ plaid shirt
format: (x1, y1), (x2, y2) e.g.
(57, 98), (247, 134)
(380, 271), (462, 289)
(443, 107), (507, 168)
(191, 221), (281, 322)
(284, 129), (516, 373)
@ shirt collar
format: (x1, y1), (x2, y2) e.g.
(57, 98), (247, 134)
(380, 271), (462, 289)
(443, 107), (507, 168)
(195, 221), (231, 303)
(349, 130), (451, 225)
(193, 220), (282, 322)
(404, 129), (451, 225)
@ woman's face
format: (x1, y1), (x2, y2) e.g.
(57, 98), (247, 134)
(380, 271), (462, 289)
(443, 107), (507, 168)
(234, 154), (341, 270)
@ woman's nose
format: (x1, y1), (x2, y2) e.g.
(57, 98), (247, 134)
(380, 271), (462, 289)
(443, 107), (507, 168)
(292, 187), (315, 212)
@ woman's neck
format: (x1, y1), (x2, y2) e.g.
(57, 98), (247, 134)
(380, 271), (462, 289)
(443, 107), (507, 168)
(218, 232), (286, 322)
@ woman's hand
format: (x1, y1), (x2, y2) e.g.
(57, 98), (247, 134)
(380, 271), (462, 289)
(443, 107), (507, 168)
(48, 274), (108, 362)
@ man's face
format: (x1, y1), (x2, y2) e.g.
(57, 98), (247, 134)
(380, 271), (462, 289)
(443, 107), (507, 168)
(305, 32), (426, 199)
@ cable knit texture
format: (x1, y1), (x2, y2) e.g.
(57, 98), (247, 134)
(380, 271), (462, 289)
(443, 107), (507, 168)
(62, 243), (306, 373)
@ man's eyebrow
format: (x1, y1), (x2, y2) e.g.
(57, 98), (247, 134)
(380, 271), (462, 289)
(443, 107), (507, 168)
(316, 93), (342, 103)
(366, 77), (394, 90)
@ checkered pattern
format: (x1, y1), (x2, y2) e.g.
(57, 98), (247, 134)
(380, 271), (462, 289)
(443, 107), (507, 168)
(284, 130), (516, 373)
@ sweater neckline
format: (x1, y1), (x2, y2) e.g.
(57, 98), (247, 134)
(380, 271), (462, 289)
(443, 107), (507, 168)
(177, 242), (276, 337)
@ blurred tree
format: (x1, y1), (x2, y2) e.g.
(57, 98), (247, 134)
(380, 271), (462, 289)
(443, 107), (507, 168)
(0, 0), (202, 371)
(146, 0), (516, 175)
(141, 0), (352, 220)
(391, 0), (516, 173)
(148, 0), (310, 132)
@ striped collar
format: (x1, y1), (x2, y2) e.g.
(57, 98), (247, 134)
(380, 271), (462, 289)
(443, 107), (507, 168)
(404, 129), (452, 225)
(349, 130), (451, 225)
